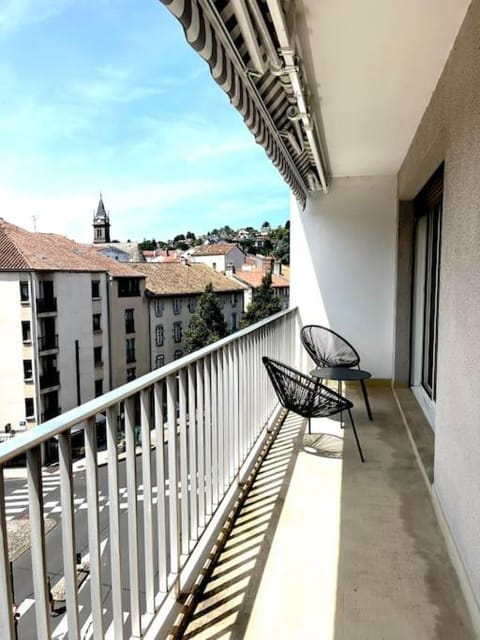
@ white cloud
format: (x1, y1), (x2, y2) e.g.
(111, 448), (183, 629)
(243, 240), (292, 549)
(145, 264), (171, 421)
(0, 0), (72, 32)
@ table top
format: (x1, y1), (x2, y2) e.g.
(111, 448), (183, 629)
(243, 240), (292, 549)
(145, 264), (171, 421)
(310, 367), (371, 381)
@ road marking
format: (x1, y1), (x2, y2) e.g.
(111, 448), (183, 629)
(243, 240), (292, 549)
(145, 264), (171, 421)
(16, 597), (35, 617)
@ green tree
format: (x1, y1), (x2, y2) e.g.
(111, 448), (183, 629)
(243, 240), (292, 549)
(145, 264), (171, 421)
(138, 238), (157, 250)
(185, 283), (228, 353)
(241, 271), (282, 327)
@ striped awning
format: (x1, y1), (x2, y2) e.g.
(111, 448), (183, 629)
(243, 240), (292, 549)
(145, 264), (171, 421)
(159, 0), (327, 207)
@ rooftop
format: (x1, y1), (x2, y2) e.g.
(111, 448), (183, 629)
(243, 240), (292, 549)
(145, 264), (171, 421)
(191, 243), (242, 257)
(235, 269), (289, 289)
(132, 261), (246, 296)
(0, 219), (143, 278)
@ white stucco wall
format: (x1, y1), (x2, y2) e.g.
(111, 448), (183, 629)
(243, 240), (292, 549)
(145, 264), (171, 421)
(290, 175), (397, 377)
(0, 273), (32, 428)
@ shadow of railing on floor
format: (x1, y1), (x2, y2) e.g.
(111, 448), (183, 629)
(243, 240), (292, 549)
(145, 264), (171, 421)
(181, 413), (304, 639)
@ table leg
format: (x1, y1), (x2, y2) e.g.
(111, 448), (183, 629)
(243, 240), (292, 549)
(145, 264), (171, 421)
(360, 379), (373, 421)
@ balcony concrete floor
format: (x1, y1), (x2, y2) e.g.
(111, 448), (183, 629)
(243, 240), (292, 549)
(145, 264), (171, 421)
(179, 384), (475, 639)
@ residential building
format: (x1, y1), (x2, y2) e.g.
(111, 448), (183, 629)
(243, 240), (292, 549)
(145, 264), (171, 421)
(0, 219), (148, 441)
(189, 242), (246, 272)
(227, 259), (290, 310)
(132, 261), (246, 365)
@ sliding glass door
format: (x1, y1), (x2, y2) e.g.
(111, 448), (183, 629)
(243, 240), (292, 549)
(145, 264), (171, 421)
(411, 167), (443, 427)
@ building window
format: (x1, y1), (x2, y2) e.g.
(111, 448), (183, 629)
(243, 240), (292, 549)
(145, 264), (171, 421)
(20, 281), (29, 303)
(22, 321), (31, 343)
(125, 308), (135, 334)
(173, 297), (182, 315)
(92, 314), (102, 333)
(127, 367), (136, 382)
(173, 321), (182, 343)
(154, 299), (164, 316)
(231, 313), (237, 331)
(118, 278), (140, 297)
(126, 338), (136, 363)
(91, 280), (100, 299)
(155, 354), (165, 368)
(25, 397), (34, 419)
(231, 293), (237, 307)
(94, 346), (103, 367)
(188, 297), (197, 313)
(155, 325), (164, 347)
(23, 359), (33, 380)
(95, 379), (103, 397)
(174, 349), (183, 360)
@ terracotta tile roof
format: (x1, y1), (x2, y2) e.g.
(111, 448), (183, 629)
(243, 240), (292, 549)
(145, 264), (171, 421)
(191, 243), (241, 257)
(234, 269), (290, 289)
(0, 219), (143, 278)
(132, 262), (246, 296)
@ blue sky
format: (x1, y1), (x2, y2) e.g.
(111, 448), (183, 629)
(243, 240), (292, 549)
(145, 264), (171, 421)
(0, 0), (289, 243)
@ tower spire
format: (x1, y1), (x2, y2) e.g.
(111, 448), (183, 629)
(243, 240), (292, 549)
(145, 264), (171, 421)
(92, 194), (111, 244)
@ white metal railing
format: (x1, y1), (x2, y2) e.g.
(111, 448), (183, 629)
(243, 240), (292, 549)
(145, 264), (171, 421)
(0, 308), (300, 639)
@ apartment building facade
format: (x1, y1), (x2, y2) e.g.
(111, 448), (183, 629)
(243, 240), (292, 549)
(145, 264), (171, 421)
(133, 262), (246, 366)
(0, 220), (148, 440)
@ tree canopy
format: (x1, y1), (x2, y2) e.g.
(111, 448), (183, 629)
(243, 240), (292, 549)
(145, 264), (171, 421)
(241, 271), (282, 327)
(184, 283), (228, 353)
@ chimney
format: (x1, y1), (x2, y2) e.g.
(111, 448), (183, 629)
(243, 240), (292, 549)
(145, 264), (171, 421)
(181, 255), (189, 266)
(225, 262), (235, 277)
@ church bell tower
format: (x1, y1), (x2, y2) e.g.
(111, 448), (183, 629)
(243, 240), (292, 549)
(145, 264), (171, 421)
(92, 194), (111, 244)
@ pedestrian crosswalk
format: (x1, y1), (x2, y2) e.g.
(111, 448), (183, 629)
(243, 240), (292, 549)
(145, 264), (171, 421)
(4, 470), (166, 520)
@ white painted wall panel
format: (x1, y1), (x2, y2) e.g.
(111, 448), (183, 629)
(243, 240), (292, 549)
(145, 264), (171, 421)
(290, 175), (397, 377)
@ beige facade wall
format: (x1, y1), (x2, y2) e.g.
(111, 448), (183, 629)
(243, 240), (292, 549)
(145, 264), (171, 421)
(397, 0), (480, 607)
(149, 291), (243, 367)
(109, 278), (149, 388)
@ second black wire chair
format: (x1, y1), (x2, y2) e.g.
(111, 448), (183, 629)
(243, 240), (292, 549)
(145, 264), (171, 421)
(262, 357), (365, 462)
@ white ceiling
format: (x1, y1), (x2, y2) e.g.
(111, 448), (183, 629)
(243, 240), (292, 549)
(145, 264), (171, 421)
(295, 0), (471, 177)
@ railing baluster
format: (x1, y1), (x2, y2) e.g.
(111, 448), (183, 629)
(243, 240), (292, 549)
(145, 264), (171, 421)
(204, 358), (213, 516)
(223, 348), (230, 489)
(125, 396), (141, 638)
(211, 352), (219, 507)
(27, 447), (50, 639)
(154, 381), (168, 594)
(167, 374), (180, 592)
(0, 469), (15, 640)
(188, 365), (198, 542)
(179, 370), (189, 558)
(85, 416), (104, 638)
(141, 388), (155, 614)
(107, 405), (124, 640)
(196, 361), (206, 531)
(233, 342), (240, 474)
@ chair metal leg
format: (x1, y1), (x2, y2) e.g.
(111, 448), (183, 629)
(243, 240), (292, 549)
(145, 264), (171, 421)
(347, 408), (365, 463)
(338, 380), (344, 428)
(308, 417), (311, 434)
(360, 379), (373, 421)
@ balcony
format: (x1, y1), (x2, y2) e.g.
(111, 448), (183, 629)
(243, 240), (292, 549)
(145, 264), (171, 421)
(39, 371), (60, 390)
(40, 407), (62, 422)
(38, 334), (58, 352)
(36, 297), (57, 314)
(0, 309), (474, 639)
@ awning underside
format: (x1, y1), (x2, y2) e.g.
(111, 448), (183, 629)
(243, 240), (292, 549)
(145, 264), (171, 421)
(159, 0), (328, 206)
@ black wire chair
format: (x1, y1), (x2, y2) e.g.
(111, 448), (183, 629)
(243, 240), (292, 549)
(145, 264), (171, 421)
(262, 357), (365, 462)
(300, 325), (373, 420)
